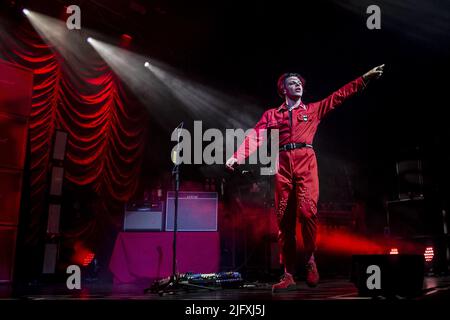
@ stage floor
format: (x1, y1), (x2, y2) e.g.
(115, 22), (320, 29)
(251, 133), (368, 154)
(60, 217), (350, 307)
(2, 275), (450, 301)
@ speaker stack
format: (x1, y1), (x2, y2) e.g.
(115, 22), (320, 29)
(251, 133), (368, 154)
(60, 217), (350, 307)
(0, 61), (33, 283)
(42, 130), (68, 274)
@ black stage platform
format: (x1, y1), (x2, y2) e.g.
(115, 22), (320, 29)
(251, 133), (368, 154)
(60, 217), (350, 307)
(1, 276), (448, 319)
(2, 275), (449, 301)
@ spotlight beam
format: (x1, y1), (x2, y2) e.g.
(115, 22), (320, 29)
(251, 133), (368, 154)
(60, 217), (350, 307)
(21, 9), (105, 70)
(143, 62), (262, 129)
(87, 38), (187, 130)
(90, 39), (263, 131)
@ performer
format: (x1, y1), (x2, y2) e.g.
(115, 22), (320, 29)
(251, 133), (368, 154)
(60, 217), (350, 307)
(226, 64), (384, 291)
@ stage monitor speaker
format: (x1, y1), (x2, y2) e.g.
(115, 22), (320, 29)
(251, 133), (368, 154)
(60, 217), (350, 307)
(0, 168), (23, 226)
(0, 226), (17, 283)
(351, 254), (424, 297)
(165, 191), (218, 231)
(123, 202), (164, 231)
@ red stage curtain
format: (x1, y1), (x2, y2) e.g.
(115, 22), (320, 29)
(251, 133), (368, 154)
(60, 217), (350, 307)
(0, 20), (147, 246)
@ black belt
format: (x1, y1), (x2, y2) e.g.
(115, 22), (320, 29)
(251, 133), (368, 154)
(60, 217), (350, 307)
(279, 142), (313, 152)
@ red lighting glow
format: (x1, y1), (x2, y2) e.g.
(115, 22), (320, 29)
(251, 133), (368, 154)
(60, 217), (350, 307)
(315, 228), (385, 255)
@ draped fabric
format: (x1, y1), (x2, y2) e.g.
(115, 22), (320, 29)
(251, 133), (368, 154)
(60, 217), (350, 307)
(0, 19), (147, 247)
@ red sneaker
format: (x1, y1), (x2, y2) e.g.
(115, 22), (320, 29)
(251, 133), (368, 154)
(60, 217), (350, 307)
(306, 261), (319, 287)
(272, 272), (296, 293)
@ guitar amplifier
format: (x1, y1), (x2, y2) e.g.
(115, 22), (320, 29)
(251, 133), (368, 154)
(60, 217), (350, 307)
(165, 191), (218, 231)
(123, 201), (164, 231)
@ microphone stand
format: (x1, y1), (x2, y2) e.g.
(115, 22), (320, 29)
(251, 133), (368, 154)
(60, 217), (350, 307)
(170, 121), (182, 288)
(145, 122), (218, 295)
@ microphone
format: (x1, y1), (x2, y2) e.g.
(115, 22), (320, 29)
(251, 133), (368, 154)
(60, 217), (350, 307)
(174, 121), (184, 142)
(176, 121), (184, 130)
(172, 122), (184, 164)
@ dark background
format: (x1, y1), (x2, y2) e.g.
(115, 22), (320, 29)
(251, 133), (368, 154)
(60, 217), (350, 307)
(10, 0), (450, 205)
(3, 0), (450, 279)
(123, 0), (450, 233)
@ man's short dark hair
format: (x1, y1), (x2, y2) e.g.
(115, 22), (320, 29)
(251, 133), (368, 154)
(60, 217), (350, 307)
(277, 72), (306, 98)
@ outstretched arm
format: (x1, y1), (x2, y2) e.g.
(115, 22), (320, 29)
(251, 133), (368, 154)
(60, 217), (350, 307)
(317, 64), (384, 119)
(225, 111), (269, 171)
(362, 64), (385, 83)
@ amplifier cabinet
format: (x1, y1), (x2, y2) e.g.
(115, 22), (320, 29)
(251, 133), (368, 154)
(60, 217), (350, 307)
(165, 192), (218, 231)
(124, 202), (164, 231)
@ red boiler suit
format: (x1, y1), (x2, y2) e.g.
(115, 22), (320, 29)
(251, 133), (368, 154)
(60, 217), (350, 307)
(233, 76), (367, 272)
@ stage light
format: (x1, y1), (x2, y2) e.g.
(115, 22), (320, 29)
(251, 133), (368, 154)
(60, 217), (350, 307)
(21, 9), (105, 72)
(70, 242), (99, 281)
(72, 241), (96, 267)
(144, 61), (150, 68)
(87, 37), (93, 43)
(120, 34), (133, 48)
(390, 247), (399, 255)
(82, 253), (96, 267)
(424, 247), (434, 262)
(22, 8), (29, 15)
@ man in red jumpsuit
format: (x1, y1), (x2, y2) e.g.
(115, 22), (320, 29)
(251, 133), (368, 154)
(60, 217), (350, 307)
(226, 64), (384, 291)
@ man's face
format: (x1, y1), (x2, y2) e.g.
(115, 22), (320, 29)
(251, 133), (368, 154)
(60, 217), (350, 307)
(284, 76), (303, 99)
